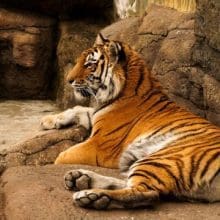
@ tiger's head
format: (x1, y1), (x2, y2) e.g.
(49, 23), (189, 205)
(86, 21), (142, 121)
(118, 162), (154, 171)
(66, 34), (127, 106)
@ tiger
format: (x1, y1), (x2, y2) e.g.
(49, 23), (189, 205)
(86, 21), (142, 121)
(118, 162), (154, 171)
(40, 34), (220, 209)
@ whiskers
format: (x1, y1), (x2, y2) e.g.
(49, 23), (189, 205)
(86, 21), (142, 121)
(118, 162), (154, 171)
(73, 84), (98, 104)
(86, 87), (99, 104)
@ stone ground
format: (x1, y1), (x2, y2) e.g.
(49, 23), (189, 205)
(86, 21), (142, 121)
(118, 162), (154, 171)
(0, 100), (219, 220)
(0, 100), (59, 152)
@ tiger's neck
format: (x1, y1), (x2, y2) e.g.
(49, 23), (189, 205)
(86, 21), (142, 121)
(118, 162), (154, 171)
(93, 46), (165, 112)
(120, 47), (162, 99)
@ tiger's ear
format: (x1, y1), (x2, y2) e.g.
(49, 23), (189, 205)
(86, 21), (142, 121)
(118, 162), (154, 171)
(94, 33), (109, 45)
(109, 41), (126, 64)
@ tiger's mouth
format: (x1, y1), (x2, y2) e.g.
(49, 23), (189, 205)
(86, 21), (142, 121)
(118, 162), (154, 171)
(74, 84), (98, 98)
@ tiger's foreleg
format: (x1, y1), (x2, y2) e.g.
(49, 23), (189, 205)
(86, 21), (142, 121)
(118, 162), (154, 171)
(55, 139), (97, 165)
(40, 106), (94, 130)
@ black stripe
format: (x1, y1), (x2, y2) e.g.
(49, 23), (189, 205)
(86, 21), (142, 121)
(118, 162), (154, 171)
(145, 97), (170, 113)
(171, 124), (211, 140)
(147, 124), (211, 156)
(147, 116), (200, 139)
(104, 121), (132, 136)
(145, 162), (182, 192)
(138, 89), (161, 107)
(132, 160), (183, 191)
(210, 169), (220, 184)
(136, 170), (167, 187)
(103, 59), (109, 83)
(200, 152), (220, 178)
(86, 112), (92, 129)
(94, 118), (105, 125)
(109, 78), (115, 98)
(96, 155), (99, 166)
(187, 132), (220, 147)
(175, 159), (187, 191)
(92, 128), (101, 137)
(141, 161), (171, 169)
(99, 59), (106, 80)
(139, 183), (156, 191)
(108, 107), (154, 151)
(189, 155), (196, 187)
(101, 139), (118, 148)
(134, 72), (144, 95)
(129, 172), (150, 180)
(157, 101), (173, 112)
(109, 78), (115, 90)
(128, 173), (162, 192)
(154, 141), (220, 158)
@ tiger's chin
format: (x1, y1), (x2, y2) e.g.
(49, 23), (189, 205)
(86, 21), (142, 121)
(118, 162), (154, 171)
(73, 90), (90, 103)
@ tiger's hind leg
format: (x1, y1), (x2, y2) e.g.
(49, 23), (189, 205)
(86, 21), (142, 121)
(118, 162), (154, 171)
(73, 187), (159, 209)
(68, 169), (159, 209)
(64, 169), (126, 191)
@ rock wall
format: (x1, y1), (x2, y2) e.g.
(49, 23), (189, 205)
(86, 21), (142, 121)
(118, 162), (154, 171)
(0, 9), (56, 99)
(0, 0), (114, 100)
(193, 0), (220, 124)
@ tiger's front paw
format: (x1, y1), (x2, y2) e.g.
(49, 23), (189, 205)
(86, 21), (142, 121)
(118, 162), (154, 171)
(40, 115), (60, 130)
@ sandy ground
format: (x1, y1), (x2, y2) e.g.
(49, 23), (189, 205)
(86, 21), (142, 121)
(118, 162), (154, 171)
(0, 100), (59, 151)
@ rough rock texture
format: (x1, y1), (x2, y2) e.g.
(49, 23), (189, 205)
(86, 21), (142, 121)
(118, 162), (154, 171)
(1, 165), (220, 220)
(0, 9), (56, 99)
(193, 0), (220, 123)
(0, 1), (114, 100)
(102, 4), (220, 126)
(0, 126), (88, 173)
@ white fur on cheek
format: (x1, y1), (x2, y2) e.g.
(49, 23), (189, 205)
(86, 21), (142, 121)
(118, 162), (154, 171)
(96, 67), (123, 104)
(74, 90), (88, 103)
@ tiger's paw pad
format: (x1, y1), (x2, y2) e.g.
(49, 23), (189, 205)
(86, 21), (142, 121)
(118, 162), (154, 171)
(64, 170), (91, 191)
(73, 190), (110, 209)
